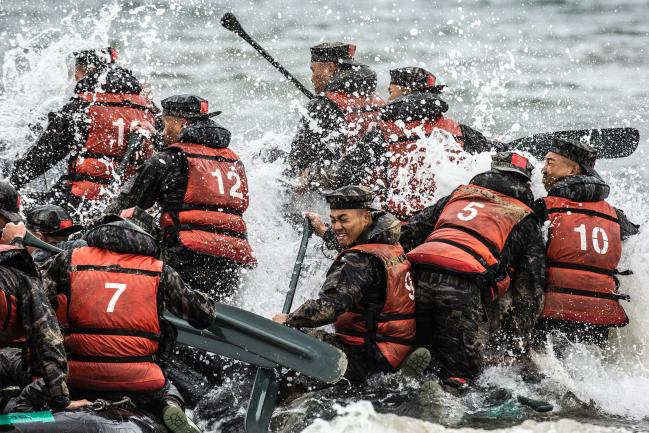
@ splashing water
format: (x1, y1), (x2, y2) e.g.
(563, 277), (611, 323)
(1, 1), (649, 432)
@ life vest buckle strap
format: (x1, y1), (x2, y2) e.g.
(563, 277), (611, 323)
(545, 286), (631, 302)
(546, 207), (621, 224)
(73, 264), (161, 277)
(163, 224), (247, 240)
(68, 354), (157, 363)
(426, 239), (490, 268)
(66, 326), (160, 340)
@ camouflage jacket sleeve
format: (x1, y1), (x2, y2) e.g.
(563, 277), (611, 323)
(7, 267), (70, 408)
(399, 195), (452, 253)
(460, 124), (493, 154)
(286, 252), (385, 328)
(104, 150), (181, 215)
(286, 97), (346, 177)
(615, 208), (640, 240)
(502, 215), (547, 350)
(159, 264), (215, 329)
(39, 250), (72, 301)
(10, 99), (87, 189)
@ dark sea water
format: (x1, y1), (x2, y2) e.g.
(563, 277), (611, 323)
(1, 1), (648, 432)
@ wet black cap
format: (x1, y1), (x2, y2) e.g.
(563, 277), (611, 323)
(73, 47), (118, 68)
(325, 185), (379, 210)
(548, 137), (601, 179)
(0, 182), (22, 223)
(161, 94), (222, 119)
(491, 151), (535, 180)
(25, 205), (82, 237)
(310, 42), (357, 64)
(390, 67), (445, 93)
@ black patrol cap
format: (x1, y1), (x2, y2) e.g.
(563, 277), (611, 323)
(491, 151), (535, 181)
(161, 94), (222, 119)
(549, 137), (601, 179)
(25, 205), (82, 237)
(390, 67), (445, 93)
(73, 47), (118, 68)
(310, 42), (357, 63)
(0, 182), (22, 223)
(325, 185), (379, 210)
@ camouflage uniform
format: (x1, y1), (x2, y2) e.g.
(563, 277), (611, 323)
(105, 98), (246, 302)
(0, 244), (71, 410)
(401, 169), (546, 380)
(10, 65), (160, 212)
(287, 186), (404, 383)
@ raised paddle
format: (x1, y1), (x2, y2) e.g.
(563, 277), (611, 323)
(221, 13), (315, 99)
(245, 217), (313, 433)
(508, 127), (639, 159)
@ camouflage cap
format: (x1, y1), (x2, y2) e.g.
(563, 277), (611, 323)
(548, 137), (601, 179)
(25, 205), (82, 237)
(389, 66), (445, 93)
(324, 185), (379, 210)
(491, 151), (534, 180)
(161, 94), (222, 119)
(310, 42), (357, 64)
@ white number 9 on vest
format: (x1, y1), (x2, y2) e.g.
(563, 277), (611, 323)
(457, 202), (485, 221)
(105, 283), (127, 313)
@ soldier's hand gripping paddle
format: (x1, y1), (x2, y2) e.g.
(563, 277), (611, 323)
(246, 218), (313, 433)
(221, 13), (315, 99)
(508, 127), (639, 159)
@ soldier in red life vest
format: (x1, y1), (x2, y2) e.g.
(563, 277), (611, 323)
(273, 186), (429, 382)
(105, 95), (255, 302)
(286, 43), (386, 192)
(534, 137), (638, 345)
(10, 47), (158, 214)
(0, 182), (90, 412)
(365, 67), (496, 221)
(15, 217), (213, 432)
(401, 153), (546, 383)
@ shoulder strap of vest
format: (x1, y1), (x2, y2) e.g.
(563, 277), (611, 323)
(545, 206), (620, 224)
(70, 263), (161, 277)
(169, 143), (241, 164)
(77, 92), (156, 115)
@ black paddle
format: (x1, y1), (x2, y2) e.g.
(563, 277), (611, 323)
(245, 217), (313, 433)
(221, 13), (315, 99)
(508, 127), (639, 159)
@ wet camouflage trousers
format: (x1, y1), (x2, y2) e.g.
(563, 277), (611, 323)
(414, 271), (493, 381)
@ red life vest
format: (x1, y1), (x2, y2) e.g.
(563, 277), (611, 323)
(407, 185), (532, 299)
(540, 196), (627, 326)
(159, 143), (256, 267)
(325, 91), (386, 143)
(334, 243), (416, 369)
(0, 288), (22, 346)
(63, 246), (166, 392)
(379, 118), (464, 220)
(68, 92), (156, 200)
(0, 245), (37, 346)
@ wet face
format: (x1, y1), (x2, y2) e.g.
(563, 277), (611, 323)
(162, 115), (188, 146)
(542, 151), (582, 190)
(388, 84), (410, 102)
(310, 61), (340, 94)
(74, 64), (93, 82)
(330, 208), (372, 248)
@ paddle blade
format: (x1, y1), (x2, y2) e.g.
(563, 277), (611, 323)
(211, 304), (348, 383)
(508, 127), (639, 159)
(245, 369), (279, 433)
(163, 313), (277, 368)
(221, 13), (244, 34)
(23, 232), (63, 254)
